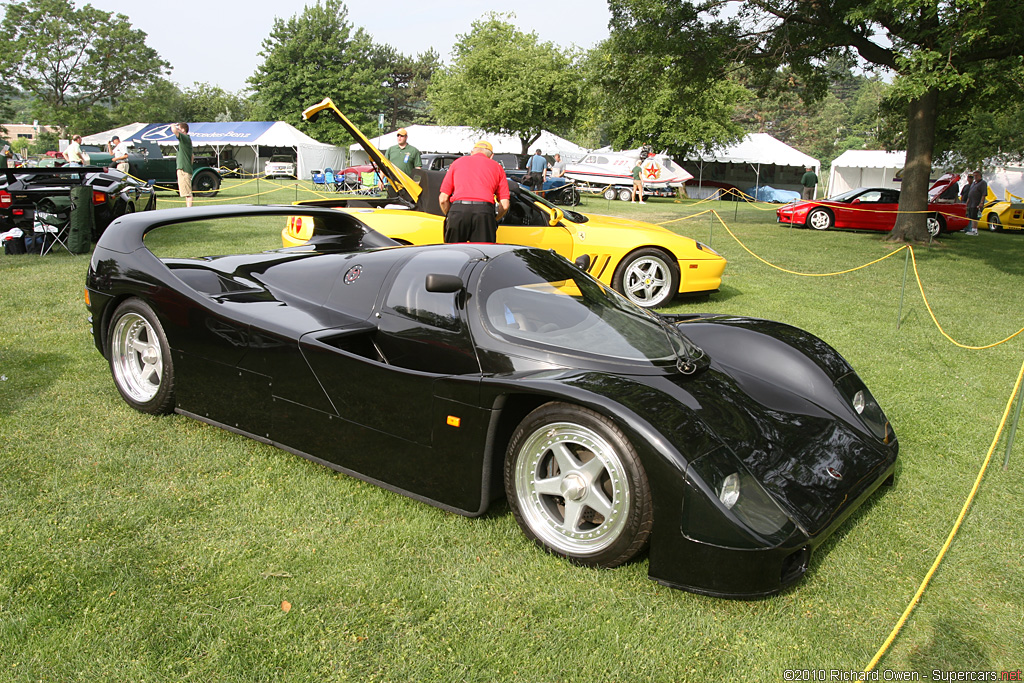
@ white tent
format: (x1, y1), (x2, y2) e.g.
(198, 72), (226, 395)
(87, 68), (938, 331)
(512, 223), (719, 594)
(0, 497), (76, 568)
(350, 125), (589, 164)
(681, 133), (820, 199)
(827, 150), (906, 195)
(84, 121), (347, 179)
(81, 123), (149, 146)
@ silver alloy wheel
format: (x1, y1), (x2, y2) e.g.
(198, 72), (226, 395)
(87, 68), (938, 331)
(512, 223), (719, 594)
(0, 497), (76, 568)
(926, 214), (942, 236)
(807, 208), (832, 230)
(110, 312), (163, 403)
(622, 254), (672, 306)
(513, 421), (631, 556)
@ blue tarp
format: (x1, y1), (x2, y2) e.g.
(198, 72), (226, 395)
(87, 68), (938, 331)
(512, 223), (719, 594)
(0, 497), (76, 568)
(129, 122), (276, 145)
(746, 185), (801, 203)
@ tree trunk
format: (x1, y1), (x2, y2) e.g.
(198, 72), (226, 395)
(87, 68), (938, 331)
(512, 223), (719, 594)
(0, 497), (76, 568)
(888, 88), (938, 242)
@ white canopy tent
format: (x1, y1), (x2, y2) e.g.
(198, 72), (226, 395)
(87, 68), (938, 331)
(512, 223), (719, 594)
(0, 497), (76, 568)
(827, 150), (906, 195)
(350, 125), (589, 165)
(83, 121), (347, 179)
(681, 133), (820, 199)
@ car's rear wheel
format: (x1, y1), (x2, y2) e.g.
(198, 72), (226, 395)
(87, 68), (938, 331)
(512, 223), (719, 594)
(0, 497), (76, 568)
(192, 170), (221, 197)
(987, 212), (1002, 231)
(618, 188), (633, 202)
(505, 402), (652, 568)
(926, 213), (946, 237)
(612, 248), (680, 308)
(603, 186), (617, 201)
(107, 299), (175, 415)
(807, 207), (833, 230)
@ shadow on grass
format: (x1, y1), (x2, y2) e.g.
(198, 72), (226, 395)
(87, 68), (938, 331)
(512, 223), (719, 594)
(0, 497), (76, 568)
(906, 617), (995, 671)
(0, 346), (67, 416)
(908, 230), (1024, 278)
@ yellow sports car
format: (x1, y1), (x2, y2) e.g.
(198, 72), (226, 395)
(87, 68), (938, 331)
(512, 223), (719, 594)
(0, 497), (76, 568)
(978, 187), (1024, 232)
(283, 98), (726, 308)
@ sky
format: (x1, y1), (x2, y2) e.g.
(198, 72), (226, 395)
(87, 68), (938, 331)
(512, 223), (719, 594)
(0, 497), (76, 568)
(86, 0), (613, 93)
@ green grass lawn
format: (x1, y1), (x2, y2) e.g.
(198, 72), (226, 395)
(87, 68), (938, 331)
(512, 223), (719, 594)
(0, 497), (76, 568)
(2, 186), (1023, 681)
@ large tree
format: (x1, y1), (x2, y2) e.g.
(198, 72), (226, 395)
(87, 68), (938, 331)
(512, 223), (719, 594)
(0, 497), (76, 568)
(595, 1), (748, 157)
(724, 0), (1024, 242)
(428, 13), (584, 158)
(3, 0), (169, 134)
(247, 0), (387, 146)
(374, 46), (441, 130)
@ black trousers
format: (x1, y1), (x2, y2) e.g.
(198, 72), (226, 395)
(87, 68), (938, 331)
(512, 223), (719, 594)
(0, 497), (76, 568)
(444, 203), (498, 243)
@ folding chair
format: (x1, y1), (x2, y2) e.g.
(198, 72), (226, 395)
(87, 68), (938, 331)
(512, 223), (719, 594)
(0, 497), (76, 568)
(34, 197), (72, 255)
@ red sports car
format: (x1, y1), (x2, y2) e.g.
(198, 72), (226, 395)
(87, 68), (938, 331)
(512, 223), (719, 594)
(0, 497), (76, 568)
(776, 175), (969, 237)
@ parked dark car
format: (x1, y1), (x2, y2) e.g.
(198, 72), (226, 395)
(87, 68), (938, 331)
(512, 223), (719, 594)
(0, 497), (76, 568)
(86, 141), (223, 197)
(1, 167), (156, 251)
(86, 204), (898, 598)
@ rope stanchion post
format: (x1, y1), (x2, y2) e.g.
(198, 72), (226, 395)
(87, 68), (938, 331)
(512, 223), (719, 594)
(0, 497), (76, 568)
(1004, 386), (1023, 470)
(897, 246), (910, 330)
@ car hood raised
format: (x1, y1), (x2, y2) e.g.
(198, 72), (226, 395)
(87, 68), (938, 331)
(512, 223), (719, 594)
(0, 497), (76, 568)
(302, 98), (421, 204)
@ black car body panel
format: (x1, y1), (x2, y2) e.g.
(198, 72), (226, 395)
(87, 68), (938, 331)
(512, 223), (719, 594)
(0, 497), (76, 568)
(86, 205), (897, 598)
(1, 166), (157, 239)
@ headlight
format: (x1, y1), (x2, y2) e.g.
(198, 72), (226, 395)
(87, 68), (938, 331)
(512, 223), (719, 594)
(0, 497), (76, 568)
(837, 374), (891, 442)
(695, 242), (721, 256)
(683, 449), (797, 549)
(718, 472), (740, 509)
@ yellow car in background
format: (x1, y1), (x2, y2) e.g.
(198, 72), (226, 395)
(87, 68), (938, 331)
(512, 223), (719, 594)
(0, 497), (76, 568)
(283, 98), (726, 308)
(978, 187), (1024, 232)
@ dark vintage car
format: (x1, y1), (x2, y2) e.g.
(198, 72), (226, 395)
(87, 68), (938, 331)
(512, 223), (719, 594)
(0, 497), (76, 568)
(1, 167), (156, 249)
(86, 205), (898, 598)
(776, 175), (969, 236)
(85, 141), (223, 197)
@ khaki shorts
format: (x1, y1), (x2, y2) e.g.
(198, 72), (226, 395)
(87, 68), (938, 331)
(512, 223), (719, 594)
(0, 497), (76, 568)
(116, 162), (129, 174)
(176, 169), (193, 198)
(633, 179), (643, 190)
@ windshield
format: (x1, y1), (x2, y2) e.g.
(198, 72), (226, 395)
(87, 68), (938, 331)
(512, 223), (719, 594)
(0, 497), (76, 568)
(479, 249), (702, 365)
(516, 185), (588, 224)
(827, 188), (869, 202)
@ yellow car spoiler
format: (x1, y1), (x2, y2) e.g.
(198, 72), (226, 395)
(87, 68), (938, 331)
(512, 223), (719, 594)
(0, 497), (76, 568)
(302, 98), (421, 204)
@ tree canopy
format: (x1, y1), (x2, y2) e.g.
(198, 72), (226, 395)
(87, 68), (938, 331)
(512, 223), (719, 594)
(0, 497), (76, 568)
(3, 0), (169, 135)
(725, 0), (1024, 241)
(428, 14), (585, 158)
(247, 0), (390, 146)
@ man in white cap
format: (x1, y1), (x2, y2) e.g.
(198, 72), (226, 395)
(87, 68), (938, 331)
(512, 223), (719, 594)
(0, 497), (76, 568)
(438, 140), (510, 243)
(384, 127), (421, 177)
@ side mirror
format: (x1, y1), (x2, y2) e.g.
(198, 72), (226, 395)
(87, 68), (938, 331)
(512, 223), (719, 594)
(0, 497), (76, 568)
(425, 274), (463, 293)
(851, 198), (861, 204)
(574, 254), (591, 271)
(537, 202), (564, 227)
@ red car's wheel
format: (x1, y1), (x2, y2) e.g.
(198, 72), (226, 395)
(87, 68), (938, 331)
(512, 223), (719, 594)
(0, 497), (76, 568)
(926, 213), (946, 237)
(807, 208), (833, 230)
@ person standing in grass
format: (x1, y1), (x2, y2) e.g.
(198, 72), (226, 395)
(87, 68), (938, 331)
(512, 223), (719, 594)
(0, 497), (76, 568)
(631, 161), (645, 203)
(965, 169), (987, 236)
(172, 123), (193, 208)
(801, 166), (818, 200)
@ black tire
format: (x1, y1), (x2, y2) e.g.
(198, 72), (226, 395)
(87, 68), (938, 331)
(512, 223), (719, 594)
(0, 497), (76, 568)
(618, 188), (633, 202)
(987, 212), (1002, 231)
(611, 247), (680, 308)
(806, 207), (833, 230)
(107, 299), (175, 415)
(192, 170), (221, 197)
(603, 186), (617, 201)
(926, 213), (946, 237)
(505, 402), (652, 568)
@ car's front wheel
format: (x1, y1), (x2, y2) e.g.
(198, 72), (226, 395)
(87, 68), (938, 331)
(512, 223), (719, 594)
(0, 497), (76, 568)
(505, 402), (652, 568)
(926, 213), (946, 237)
(806, 207), (833, 230)
(612, 248), (680, 308)
(107, 299), (175, 415)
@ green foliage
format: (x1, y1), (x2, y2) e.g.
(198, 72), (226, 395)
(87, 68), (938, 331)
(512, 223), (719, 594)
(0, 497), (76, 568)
(2, 0), (169, 134)
(374, 46), (441, 130)
(247, 0), (387, 146)
(428, 13), (584, 156)
(597, 0), (747, 157)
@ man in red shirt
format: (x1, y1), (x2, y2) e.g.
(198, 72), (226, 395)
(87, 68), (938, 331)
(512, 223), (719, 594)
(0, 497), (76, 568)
(438, 140), (510, 243)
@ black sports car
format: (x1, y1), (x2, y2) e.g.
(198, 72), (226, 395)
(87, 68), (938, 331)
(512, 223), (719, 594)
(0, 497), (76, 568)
(86, 205), (898, 598)
(1, 167), (157, 249)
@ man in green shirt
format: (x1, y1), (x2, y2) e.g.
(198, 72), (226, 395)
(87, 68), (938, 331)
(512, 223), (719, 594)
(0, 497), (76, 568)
(383, 128), (421, 177)
(172, 122), (194, 207)
(801, 166), (818, 200)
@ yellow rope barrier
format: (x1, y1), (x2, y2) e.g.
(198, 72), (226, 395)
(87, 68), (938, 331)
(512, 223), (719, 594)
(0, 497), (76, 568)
(863, 356), (1024, 672)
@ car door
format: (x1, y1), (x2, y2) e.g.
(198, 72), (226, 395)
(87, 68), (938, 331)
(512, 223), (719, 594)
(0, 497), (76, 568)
(497, 195), (575, 258)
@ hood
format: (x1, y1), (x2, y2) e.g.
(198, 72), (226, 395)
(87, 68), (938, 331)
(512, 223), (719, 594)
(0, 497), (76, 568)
(302, 98), (421, 204)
